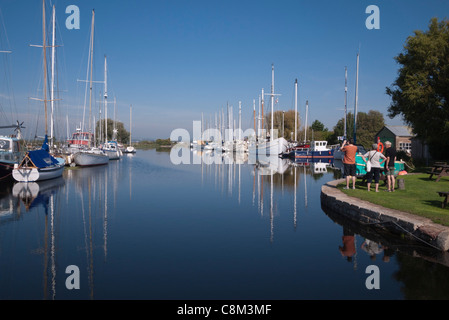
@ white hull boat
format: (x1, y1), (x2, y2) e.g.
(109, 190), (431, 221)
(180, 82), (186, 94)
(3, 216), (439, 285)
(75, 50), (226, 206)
(123, 146), (136, 154)
(248, 137), (288, 156)
(104, 150), (120, 160)
(103, 141), (121, 160)
(13, 160), (65, 183)
(74, 149), (109, 166)
(12, 148), (66, 183)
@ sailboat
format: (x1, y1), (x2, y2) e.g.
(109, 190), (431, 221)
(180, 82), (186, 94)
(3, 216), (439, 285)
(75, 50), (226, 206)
(12, 2), (65, 183)
(73, 9), (109, 167)
(333, 67), (348, 161)
(282, 79), (310, 158)
(101, 57), (121, 160)
(123, 104), (136, 154)
(0, 123), (25, 180)
(248, 64), (288, 157)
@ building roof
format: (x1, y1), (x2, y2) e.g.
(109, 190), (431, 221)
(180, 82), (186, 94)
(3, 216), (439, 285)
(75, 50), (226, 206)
(381, 125), (414, 137)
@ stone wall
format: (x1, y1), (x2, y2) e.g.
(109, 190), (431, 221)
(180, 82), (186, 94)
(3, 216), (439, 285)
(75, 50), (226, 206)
(321, 179), (449, 252)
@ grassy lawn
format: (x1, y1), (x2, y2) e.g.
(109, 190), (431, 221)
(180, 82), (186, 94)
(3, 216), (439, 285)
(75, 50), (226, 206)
(337, 173), (449, 226)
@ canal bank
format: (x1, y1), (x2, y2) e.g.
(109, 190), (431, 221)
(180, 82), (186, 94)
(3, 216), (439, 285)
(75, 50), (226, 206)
(321, 179), (449, 252)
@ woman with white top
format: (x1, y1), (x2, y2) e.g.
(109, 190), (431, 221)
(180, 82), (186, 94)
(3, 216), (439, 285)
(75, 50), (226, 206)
(362, 143), (387, 192)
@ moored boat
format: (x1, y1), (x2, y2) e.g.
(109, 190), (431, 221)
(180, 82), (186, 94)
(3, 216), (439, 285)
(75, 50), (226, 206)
(74, 148), (109, 166)
(13, 136), (65, 183)
(68, 130), (109, 166)
(123, 145), (136, 154)
(0, 135), (25, 180)
(72, 10), (109, 167)
(309, 140), (334, 159)
(249, 137), (289, 156)
(291, 140), (334, 160)
(103, 140), (121, 160)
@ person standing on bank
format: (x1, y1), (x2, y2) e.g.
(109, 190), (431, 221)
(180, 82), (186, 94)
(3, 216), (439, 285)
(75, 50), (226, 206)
(341, 139), (358, 189)
(384, 141), (397, 192)
(362, 143), (387, 192)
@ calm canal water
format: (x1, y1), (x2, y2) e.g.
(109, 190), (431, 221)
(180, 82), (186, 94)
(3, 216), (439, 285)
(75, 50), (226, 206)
(0, 148), (448, 300)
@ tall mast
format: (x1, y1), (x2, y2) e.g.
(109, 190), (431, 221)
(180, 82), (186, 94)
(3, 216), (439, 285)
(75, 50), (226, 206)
(344, 66), (348, 139)
(50, 4), (55, 147)
(88, 10), (95, 135)
(104, 55), (108, 143)
(305, 100), (308, 143)
(294, 79), (298, 142)
(98, 91), (102, 142)
(43, 0), (48, 136)
(253, 99), (256, 138)
(238, 101), (241, 141)
(353, 53), (359, 144)
(270, 64), (274, 139)
(226, 103), (229, 142)
(129, 104), (132, 146)
(113, 96), (117, 140)
(230, 106), (233, 141)
(261, 88), (264, 138)
(257, 95), (261, 140)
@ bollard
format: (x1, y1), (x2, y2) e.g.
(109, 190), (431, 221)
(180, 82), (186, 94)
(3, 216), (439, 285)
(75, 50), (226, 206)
(398, 178), (405, 190)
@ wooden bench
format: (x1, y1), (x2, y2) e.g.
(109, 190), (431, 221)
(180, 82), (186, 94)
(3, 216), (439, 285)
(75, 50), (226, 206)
(428, 164), (449, 182)
(437, 191), (449, 208)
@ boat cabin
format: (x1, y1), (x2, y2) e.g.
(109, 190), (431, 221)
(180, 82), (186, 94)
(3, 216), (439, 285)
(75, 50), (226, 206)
(312, 141), (329, 151)
(0, 136), (21, 153)
(68, 131), (94, 148)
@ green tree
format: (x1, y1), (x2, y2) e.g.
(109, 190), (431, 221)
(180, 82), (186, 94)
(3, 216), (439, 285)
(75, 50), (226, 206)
(95, 119), (130, 144)
(311, 120), (326, 132)
(329, 110), (384, 150)
(386, 18), (449, 159)
(264, 110), (301, 140)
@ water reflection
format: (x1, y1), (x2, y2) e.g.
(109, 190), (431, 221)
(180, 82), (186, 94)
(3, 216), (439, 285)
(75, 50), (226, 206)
(0, 181), (19, 225)
(323, 204), (449, 268)
(322, 200), (449, 299)
(7, 177), (65, 300)
(192, 149), (449, 299)
(0, 149), (449, 299)
(191, 150), (340, 243)
(0, 157), (129, 299)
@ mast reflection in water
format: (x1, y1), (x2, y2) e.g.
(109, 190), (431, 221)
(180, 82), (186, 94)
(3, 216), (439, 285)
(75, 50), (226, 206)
(0, 149), (449, 299)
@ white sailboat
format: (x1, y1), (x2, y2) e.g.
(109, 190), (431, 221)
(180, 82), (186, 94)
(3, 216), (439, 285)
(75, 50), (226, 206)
(13, 2), (65, 183)
(123, 104), (136, 154)
(73, 9), (109, 167)
(248, 64), (288, 157)
(102, 57), (121, 160)
(333, 66), (349, 160)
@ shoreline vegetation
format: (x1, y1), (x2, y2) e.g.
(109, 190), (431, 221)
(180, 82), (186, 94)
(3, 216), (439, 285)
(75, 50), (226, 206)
(133, 138), (175, 150)
(337, 172), (449, 227)
(22, 137), (177, 151)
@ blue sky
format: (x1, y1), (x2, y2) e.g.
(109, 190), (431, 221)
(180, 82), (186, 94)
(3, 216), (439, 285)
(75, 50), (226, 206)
(0, 0), (448, 140)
